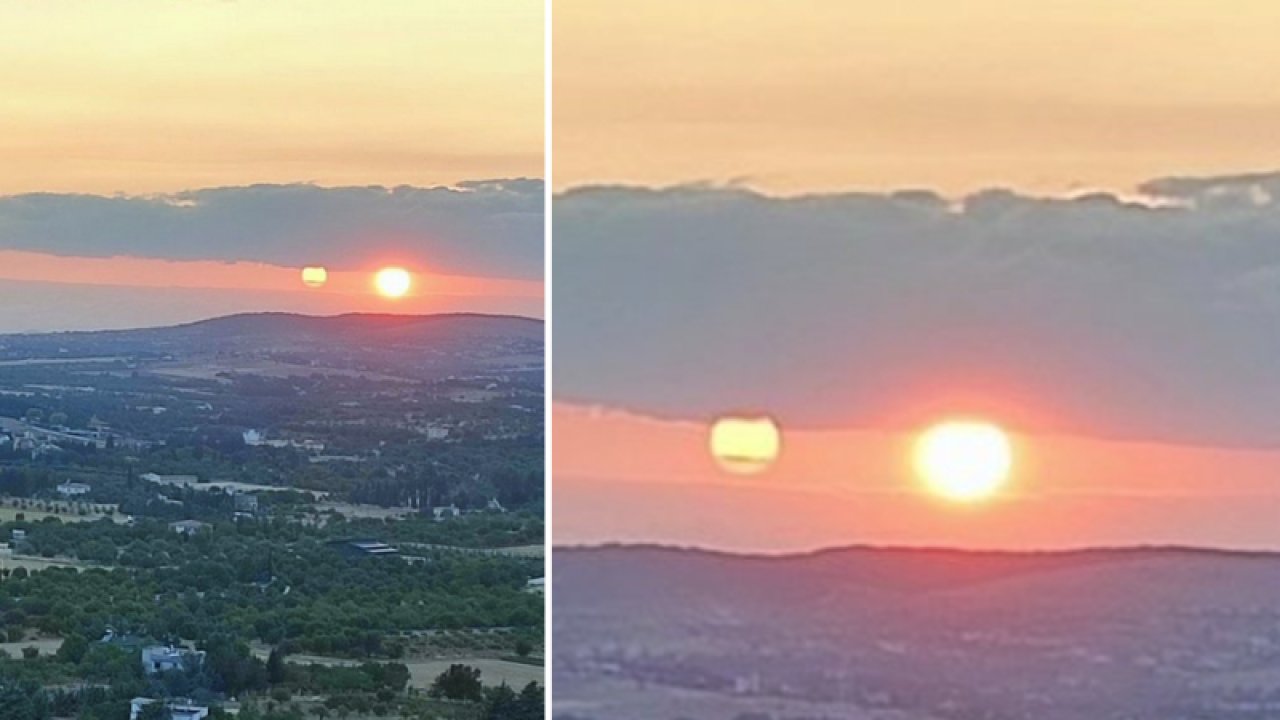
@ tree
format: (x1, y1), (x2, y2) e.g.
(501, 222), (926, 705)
(514, 638), (533, 658)
(0, 683), (47, 720)
(516, 682), (543, 720)
(55, 633), (90, 664)
(428, 664), (483, 701)
(481, 683), (520, 720)
(266, 647), (287, 685)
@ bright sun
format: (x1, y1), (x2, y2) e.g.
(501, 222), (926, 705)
(374, 267), (412, 298)
(709, 415), (781, 474)
(913, 420), (1012, 502)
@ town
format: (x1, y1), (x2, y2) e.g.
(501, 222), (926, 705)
(0, 313), (545, 720)
(554, 546), (1280, 720)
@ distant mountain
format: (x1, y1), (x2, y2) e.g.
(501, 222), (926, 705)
(177, 311), (539, 337)
(0, 312), (544, 381)
(555, 544), (1280, 719)
(16, 311), (542, 341)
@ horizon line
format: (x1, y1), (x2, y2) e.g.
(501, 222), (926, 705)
(554, 540), (1280, 561)
(0, 309), (545, 338)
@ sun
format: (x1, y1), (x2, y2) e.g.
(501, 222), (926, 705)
(913, 420), (1012, 502)
(709, 415), (781, 474)
(374, 266), (412, 298)
(300, 266), (328, 288)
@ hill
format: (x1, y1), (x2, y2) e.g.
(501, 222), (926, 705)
(0, 311), (544, 381)
(555, 544), (1280, 720)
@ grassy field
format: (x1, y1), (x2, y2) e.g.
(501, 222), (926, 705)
(0, 503), (122, 524)
(249, 646), (543, 689)
(315, 501), (415, 519)
(401, 542), (544, 558)
(0, 552), (105, 573)
(0, 637), (63, 659)
(556, 676), (891, 720)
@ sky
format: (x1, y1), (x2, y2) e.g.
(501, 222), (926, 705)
(0, 1), (543, 331)
(553, 1), (1280, 551)
(556, 0), (1280, 195)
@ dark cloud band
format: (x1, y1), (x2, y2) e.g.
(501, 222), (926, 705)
(553, 173), (1280, 448)
(0, 180), (544, 280)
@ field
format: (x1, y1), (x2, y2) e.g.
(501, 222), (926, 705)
(148, 360), (415, 383)
(0, 638), (64, 659)
(0, 503), (122, 524)
(0, 357), (126, 367)
(401, 542), (545, 558)
(0, 551), (104, 572)
(555, 677), (886, 720)
(315, 501), (416, 519)
(145, 477), (330, 499)
(405, 658), (543, 690)
(248, 646), (543, 689)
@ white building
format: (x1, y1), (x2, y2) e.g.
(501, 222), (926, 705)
(130, 698), (209, 720)
(168, 520), (210, 537)
(432, 504), (461, 521)
(141, 645), (206, 675)
(56, 481), (91, 497)
(141, 473), (199, 487)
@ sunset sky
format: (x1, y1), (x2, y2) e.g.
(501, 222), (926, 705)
(0, 1), (543, 331)
(554, 1), (1280, 551)
(556, 0), (1280, 195)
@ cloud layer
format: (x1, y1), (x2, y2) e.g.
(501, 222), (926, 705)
(554, 172), (1280, 448)
(0, 180), (544, 280)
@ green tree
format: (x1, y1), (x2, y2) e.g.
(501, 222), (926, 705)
(516, 682), (543, 720)
(55, 633), (90, 664)
(482, 683), (518, 720)
(428, 664), (483, 701)
(266, 647), (287, 685)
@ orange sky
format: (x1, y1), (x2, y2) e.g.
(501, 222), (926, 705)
(0, 250), (541, 301)
(0, 251), (542, 331)
(555, 0), (1280, 195)
(0, 1), (542, 195)
(553, 403), (1280, 552)
(0, 2), (543, 326)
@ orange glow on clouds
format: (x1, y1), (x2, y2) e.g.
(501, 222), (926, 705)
(554, 403), (1280, 552)
(301, 266), (328, 288)
(0, 250), (541, 313)
(709, 415), (781, 474)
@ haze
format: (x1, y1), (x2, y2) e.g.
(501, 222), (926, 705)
(557, 0), (1280, 195)
(0, 2), (544, 332)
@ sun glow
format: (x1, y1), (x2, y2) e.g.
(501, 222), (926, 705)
(301, 266), (328, 288)
(710, 415), (781, 474)
(374, 266), (412, 298)
(913, 420), (1012, 502)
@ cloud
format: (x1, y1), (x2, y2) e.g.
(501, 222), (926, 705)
(553, 173), (1280, 448)
(0, 180), (544, 280)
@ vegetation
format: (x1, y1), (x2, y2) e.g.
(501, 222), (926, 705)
(0, 316), (545, 718)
